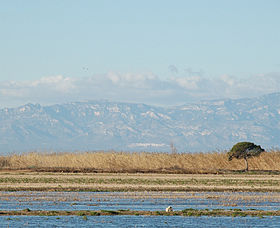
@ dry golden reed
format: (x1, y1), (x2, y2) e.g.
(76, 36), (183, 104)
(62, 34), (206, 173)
(0, 150), (280, 173)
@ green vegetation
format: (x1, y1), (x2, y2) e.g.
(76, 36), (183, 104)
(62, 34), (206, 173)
(100, 210), (120, 215)
(1, 208), (279, 217)
(228, 142), (265, 171)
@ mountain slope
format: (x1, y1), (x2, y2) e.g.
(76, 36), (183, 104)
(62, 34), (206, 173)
(0, 93), (279, 154)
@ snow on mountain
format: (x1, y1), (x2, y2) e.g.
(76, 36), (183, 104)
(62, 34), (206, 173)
(0, 93), (279, 154)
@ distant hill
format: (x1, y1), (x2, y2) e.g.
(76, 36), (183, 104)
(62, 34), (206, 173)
(0, 93), (279, 154)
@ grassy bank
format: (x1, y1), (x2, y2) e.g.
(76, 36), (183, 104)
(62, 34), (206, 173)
(0, 150), (280, 174)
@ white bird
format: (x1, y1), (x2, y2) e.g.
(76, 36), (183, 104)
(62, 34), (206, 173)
(166, 206), (173, 212)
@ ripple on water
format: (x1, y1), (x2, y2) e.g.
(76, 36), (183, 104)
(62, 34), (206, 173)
(2, 216), (280, 228)
(0, 191), (280, 211)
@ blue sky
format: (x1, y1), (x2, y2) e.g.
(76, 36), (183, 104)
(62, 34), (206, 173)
(0, 0), (280, 107)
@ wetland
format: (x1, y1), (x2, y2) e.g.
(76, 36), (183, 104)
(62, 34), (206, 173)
(1, 171), (280, 227)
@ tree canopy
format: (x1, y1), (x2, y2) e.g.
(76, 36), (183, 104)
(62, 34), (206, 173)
(228, 142), (264, 171)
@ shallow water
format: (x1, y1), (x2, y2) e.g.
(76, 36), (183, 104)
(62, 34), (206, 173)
(2, 215), (280, 228)
(1, 191), (280, 227)
(0, 191), (279, 211)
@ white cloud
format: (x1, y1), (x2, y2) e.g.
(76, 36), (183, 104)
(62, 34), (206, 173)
(172, 76), (201, 90)
(31, 75), (76, 92)
(107, 72), (120, 84)
(0, 72), (280, 108)
(107, 72), (157, 88)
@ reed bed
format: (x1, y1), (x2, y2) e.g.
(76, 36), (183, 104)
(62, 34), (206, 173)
(0, 150), (279, 173)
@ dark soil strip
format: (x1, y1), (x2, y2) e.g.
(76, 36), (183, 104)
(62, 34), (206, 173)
(1, 167), (280, 175)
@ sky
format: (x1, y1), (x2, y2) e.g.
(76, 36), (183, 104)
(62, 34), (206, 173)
(0, 0), (280, 107)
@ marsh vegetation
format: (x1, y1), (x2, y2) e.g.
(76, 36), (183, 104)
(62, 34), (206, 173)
(0, 150), (280, 174)
(1, 150), (280, 226)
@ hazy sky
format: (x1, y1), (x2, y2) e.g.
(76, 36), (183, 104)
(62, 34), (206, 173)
(1, 0), (280, 107)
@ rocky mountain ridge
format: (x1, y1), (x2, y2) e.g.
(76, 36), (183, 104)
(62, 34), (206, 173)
(0, 93), (279, 154)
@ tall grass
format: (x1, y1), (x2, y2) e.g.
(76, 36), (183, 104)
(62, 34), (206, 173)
(0, 150), (280, 173)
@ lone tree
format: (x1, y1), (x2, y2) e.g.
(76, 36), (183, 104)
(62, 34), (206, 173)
(227, 142), (264, 172)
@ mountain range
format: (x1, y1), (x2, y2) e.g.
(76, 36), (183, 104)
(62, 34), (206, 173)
(0, 93), (279, 154)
